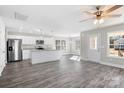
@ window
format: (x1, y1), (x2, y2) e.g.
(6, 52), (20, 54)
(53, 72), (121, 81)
(108, 32), (124, 58)
(75, 40), (80, 50)
(56, 40), (61, 50)
(89, 36), (97, 50)
(55, 40), (66, 51)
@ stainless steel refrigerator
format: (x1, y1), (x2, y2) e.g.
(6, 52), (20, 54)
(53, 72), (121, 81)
(7, 39), (22, 62)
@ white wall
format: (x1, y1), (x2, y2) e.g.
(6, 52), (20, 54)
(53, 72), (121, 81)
(81, 23), (124, 68)
(0, 17), (6, 76)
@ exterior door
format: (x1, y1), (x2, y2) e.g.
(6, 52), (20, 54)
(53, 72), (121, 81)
(0, 18), (6, 76)
(87, 33), (101, 62)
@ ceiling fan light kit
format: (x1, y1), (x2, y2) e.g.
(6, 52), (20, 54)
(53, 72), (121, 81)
(94, 18), (104, 24)
(94, 19), (98, 24)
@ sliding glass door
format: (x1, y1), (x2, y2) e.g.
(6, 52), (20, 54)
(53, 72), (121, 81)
(55, 40), (66, 52)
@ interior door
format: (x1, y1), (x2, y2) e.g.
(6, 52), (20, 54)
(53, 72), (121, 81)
(0, 18), (6, 76)
(87, 33), (101, 62)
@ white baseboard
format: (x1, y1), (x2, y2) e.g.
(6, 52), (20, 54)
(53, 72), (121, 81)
(99, 61), (124, 69)
(0, 62), (6, 77)
(81, 58), (124, 69)
(80, 58), (88, 61)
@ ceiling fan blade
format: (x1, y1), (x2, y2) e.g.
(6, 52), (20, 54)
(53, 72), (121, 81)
(95, 5), (106, 11)
(108, 14), (122, 17)
(102, 14), (122, 20)
(79, 17), (95, 22)
(103, 5), (123, 14)
(102, 14), (122, 18)
(99, 5), (106, 11)
(82, 11), (95, 15)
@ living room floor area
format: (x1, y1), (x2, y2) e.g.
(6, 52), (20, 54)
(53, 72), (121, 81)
(0, 55), (124, 88)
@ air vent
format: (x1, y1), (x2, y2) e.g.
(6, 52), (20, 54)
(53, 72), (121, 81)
(14, 12), (28, 21)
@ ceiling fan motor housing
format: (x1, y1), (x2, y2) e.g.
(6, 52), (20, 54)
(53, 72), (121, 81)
(96, 11), (103, 20)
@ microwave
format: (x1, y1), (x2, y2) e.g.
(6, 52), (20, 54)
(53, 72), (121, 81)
(36, 40), (44, 45)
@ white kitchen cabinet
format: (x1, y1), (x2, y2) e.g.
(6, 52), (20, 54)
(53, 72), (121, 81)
(23, 50), (31, 60)
(31, 50), (63, 64)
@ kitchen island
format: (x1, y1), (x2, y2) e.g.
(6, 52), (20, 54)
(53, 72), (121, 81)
(31, 50), (63, 64)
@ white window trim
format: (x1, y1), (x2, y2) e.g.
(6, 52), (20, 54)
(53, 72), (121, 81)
(107, 32), (124, 58)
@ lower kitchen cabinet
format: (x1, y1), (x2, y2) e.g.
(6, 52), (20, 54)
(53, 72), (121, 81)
(23, 50), (31, 60)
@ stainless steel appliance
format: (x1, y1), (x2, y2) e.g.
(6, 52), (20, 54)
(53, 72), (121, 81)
(7, 39), (22, 62)
(35, 40), (44, 50)
(36, 40), (44, 45)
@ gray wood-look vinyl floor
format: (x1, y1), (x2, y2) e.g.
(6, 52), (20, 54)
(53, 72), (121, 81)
(0, 55), (124, 88)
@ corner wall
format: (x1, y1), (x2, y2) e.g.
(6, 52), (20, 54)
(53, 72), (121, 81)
(80, 23), (124, 68)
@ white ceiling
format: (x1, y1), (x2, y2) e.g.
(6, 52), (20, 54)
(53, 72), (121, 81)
(0, 5), (124, 37)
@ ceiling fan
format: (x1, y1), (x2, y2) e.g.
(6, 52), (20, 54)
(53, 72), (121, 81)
(80, 5), (123, 24)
